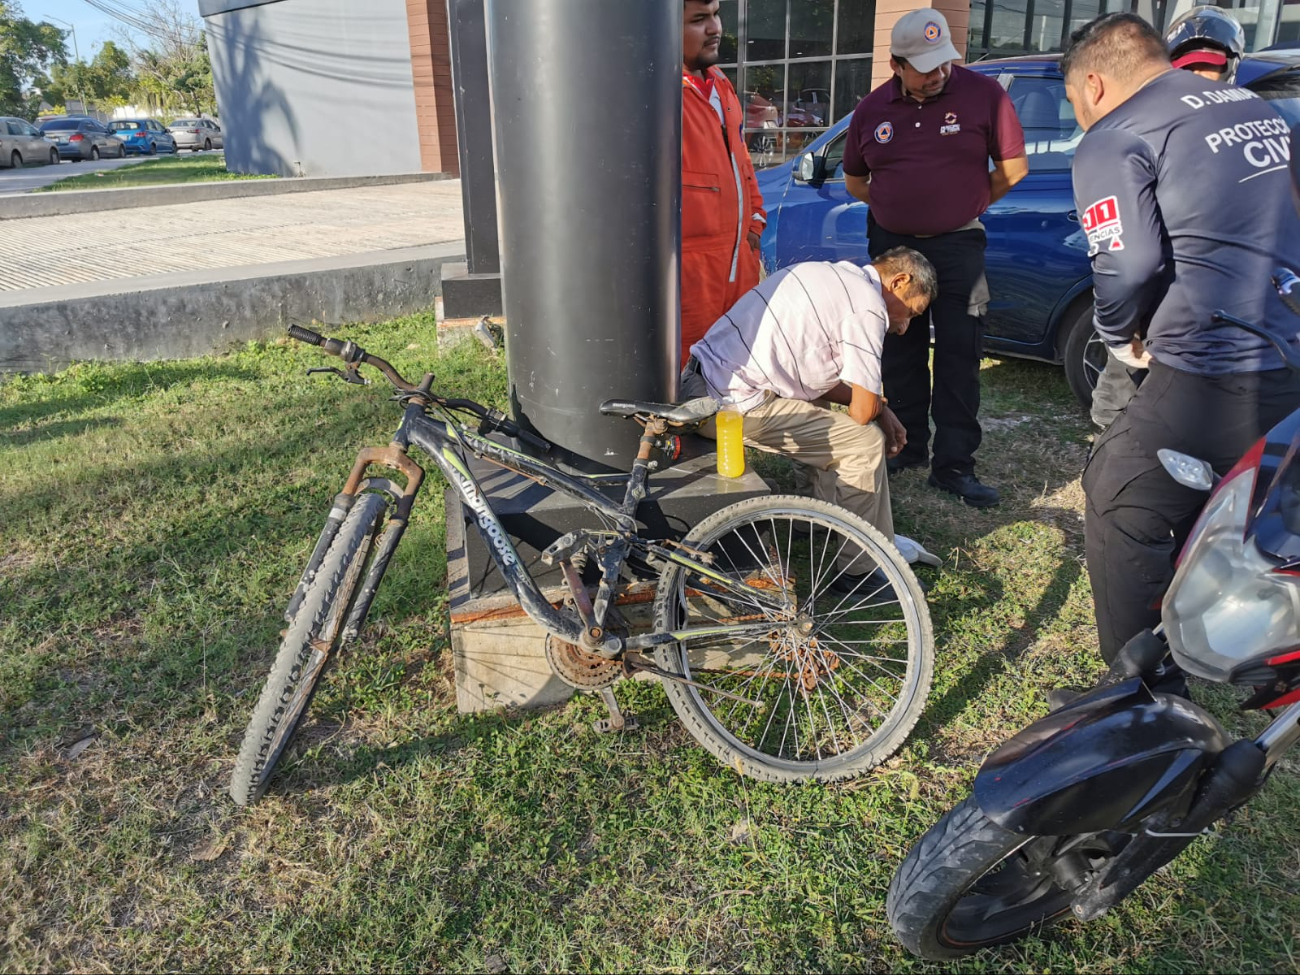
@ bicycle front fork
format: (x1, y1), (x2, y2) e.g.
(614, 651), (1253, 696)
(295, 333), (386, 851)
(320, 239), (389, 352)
(285, 442), (425, 638)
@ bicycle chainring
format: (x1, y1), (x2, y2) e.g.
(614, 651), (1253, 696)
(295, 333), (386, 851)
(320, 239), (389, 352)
(545, 635), (622, 690)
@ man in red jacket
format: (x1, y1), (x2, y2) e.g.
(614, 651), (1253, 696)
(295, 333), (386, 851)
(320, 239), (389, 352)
(681, 0), (767, 360)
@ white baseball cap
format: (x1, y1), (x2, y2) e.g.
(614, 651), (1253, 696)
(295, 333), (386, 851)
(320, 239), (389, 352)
(891, 9), (962, 74)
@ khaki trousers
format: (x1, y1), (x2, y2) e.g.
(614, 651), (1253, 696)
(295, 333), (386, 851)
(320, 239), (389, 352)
(685, 375), (893, 574)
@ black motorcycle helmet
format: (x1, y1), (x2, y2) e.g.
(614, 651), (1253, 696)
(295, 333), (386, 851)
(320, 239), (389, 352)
(1165, 6), (1246, 83)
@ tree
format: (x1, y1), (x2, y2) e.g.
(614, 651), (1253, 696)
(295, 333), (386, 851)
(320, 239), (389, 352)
(0, 0), (68, 117)
(115, 0), (215, 117)
(46, 40), (135, 110)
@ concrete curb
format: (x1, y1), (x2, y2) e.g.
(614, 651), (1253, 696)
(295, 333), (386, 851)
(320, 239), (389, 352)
(0, 171), (451, 221)
(1, 241), (466, 373)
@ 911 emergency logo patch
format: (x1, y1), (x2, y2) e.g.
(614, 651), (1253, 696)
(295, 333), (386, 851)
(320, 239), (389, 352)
(924, 21), (942, 41)
(875, 121), (894, 143)
(1082, 195), (1125, 256)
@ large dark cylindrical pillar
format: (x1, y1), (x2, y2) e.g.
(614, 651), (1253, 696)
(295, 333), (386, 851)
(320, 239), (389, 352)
(485, 0), (680, 472)
(448, 0), (499, 276)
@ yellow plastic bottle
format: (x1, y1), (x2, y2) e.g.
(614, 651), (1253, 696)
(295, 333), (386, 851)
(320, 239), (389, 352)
(715, 409), (745, 478)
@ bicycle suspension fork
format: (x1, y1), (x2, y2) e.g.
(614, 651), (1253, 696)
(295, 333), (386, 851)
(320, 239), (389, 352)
(284, 435), (425, 639)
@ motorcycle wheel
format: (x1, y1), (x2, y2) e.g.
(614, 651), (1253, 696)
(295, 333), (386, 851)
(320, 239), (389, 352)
(887, 796), (1129, 960)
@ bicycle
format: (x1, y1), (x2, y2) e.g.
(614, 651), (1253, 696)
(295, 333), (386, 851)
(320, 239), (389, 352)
(229, 325), (935, 805)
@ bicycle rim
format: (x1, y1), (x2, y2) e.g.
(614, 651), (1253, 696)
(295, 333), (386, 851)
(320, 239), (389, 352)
(661, 502), (928, 772)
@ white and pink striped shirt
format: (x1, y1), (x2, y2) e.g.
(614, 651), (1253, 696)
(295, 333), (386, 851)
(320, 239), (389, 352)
(690, 261), (888, 413)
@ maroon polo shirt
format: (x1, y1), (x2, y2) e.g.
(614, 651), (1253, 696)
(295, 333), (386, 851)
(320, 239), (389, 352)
(842, 65), (1025, 237)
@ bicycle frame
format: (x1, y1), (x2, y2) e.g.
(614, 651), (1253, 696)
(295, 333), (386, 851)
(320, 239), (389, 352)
(322, 400), (790, 660)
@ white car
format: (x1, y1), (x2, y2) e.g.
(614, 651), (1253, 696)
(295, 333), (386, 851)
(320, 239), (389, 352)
(167, 118), (225, 152)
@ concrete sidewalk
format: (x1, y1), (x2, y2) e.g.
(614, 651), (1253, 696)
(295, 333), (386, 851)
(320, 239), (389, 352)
(0, 180), (465, 292)
(0, 180), (468, 371)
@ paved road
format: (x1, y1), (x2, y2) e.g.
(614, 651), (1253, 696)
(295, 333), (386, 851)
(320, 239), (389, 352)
(0, 179), (466, 293)
(0, 149), (224, 195)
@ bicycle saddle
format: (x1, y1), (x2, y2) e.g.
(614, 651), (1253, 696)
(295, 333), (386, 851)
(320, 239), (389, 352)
(599, 396), (720, 425)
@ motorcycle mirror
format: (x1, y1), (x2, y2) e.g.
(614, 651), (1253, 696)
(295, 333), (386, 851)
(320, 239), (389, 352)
(1158, 448), (1216, 492)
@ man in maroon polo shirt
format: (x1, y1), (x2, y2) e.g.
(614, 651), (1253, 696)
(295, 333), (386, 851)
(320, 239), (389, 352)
(842, 9), (1027, 507)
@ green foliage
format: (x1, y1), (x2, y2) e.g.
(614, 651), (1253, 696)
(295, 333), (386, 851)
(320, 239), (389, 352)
(45, 41), (133, 110)
(0, 0), (67, 118)
(121, 1), (216, 116)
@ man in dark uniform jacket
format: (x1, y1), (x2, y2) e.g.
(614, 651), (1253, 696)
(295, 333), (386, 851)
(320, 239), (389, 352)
(1066, 13), (1300, 662)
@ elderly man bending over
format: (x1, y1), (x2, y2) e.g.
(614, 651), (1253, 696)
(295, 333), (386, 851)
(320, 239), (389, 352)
(680, 247), (937, 592)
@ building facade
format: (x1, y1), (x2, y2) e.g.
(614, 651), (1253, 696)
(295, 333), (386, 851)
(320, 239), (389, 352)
(199, 0), (458, 177)
(200, 0), (1293, 178)
(720, 0), (1298, 169)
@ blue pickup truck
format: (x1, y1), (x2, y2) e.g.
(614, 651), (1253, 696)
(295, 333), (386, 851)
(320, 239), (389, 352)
(756, 51), (1300, 407)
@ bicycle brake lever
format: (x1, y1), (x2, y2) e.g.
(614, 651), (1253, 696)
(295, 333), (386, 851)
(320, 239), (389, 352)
(307, 366), (370, 386)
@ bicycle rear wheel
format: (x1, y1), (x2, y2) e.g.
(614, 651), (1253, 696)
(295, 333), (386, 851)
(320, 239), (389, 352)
(229, 492), (389, 805)
(652, 495), (933, 783)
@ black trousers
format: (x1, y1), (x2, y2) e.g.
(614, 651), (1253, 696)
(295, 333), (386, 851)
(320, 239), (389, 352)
(868, 218), (989, 476)
(1091, 348), (1144, 431)
(1082, 360), (1300, 663)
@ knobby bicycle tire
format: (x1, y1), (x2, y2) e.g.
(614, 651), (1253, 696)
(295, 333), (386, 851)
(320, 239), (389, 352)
(229, 492), (389, 806)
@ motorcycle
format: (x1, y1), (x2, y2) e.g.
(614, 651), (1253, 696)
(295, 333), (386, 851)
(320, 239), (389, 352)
(886, 154), (1300, 961)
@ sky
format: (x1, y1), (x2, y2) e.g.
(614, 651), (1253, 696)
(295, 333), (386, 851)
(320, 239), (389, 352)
(23, 0), (204, 59)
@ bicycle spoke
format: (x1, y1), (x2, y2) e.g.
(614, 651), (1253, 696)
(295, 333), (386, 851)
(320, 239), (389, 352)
(812, 666), (845, 757)
(797, 666), (824, 762)
(819, 632), (907, 709)
(811, 529), (848, 602)
(820, 676), (867, 752)
(721, 652), (782, 727)
(731, 524), (786, 598)
(817, 547), (886, 620)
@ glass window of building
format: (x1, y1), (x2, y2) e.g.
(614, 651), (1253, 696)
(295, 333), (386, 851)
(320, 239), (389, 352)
(969, 0), (1284, 60)
(715, 0), (877, 170)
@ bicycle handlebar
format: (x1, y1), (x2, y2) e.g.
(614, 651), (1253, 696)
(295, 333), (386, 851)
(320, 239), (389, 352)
(288, 325), (551, 452)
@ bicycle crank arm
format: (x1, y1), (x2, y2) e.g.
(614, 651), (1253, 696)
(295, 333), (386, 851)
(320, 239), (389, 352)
(623, 655), (766, 710)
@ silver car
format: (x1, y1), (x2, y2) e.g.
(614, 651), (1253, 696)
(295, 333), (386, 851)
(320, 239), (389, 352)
(168, 118), (225, 152)
(0, 117), (61, 168)
(39, 117), (125, 161)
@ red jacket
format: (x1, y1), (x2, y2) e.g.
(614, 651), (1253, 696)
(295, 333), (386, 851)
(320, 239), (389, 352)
(681, 67), (766, 359)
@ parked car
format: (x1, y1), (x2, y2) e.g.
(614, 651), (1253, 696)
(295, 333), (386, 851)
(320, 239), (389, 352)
(745, 92), (780, 154)
(757, 50), (1300, 407)
(38, 116), (124, 161)
(0, 116), (60, 168)
(108, 118), (178, 156)
(167, 117), (224, 152)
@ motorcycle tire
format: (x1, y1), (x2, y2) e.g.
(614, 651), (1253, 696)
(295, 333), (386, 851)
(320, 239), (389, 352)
(888, 796), (1128, 960)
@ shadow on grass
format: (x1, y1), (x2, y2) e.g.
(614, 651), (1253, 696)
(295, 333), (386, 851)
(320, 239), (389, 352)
(3, 416), (122, 448)
(0, 387), (450, 748)
(0, 362), (256, 431)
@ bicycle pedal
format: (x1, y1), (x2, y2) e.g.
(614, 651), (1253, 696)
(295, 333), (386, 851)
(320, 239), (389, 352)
(593, 713), (640, 734)
(593, 685), (638, 733)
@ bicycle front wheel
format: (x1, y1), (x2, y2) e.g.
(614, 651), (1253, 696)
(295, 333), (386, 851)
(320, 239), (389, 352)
(229, 492), (389, 806)
(652, 495), (933, 783)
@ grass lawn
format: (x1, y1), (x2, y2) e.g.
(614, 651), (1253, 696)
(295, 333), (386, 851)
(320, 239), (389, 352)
(2, 314), (1298, 972)
(36, 154), (275, 192)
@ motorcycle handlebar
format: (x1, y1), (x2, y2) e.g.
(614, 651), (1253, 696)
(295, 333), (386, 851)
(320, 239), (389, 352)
(1209, 268), (1300, 373)
(1274, 267), (1300, 319)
